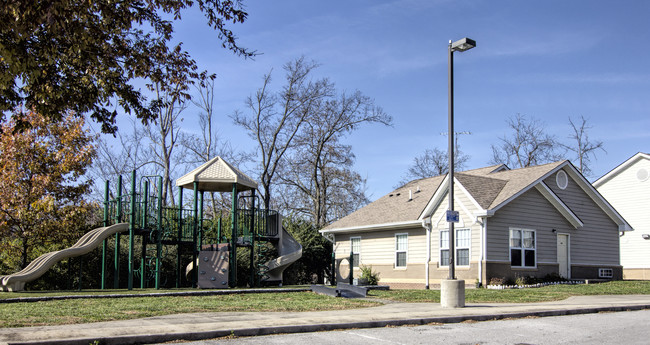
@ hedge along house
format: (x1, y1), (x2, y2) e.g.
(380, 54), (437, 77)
(320, 161), (631, 289)
(594, 152), (650, 279)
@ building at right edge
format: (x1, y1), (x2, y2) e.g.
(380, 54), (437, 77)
(594, 152), (650, 280)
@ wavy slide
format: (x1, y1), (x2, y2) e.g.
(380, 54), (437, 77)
(264, 227), (303, 283)
(0, 223), (129, 292)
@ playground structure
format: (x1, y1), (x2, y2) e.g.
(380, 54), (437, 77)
(0, 157), (302, 292)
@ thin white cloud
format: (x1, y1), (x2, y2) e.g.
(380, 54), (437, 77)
(502, 72), (650, 85)
(485, 31), (603, 58)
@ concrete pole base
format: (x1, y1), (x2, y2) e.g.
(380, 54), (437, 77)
(440, 279), (465, 308)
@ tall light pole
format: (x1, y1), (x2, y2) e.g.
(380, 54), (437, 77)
(442, 37), (475, 308)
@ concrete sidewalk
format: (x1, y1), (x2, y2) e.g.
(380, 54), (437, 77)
(2, 294), (650, 345)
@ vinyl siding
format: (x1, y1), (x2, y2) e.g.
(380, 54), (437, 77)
(544, 168), (619, 265)
(486, 187), (574, 263)
(431, 187), (482, 264)
(333, 227), (426, 267)
(596, 158), (650, 268)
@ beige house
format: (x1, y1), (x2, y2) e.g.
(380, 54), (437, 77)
(321, 161), (631, 289)
(594, 152), (650, 279)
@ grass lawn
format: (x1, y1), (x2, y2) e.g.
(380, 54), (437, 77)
(0, 291), (379, 328)
(2, 281), (649, 328)
(369, 280), (650, 303)
(0, 286), (310, 300)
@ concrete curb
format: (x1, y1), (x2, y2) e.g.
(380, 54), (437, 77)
(7, 303), (650, 345)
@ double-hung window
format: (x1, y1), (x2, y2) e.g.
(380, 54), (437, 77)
(456, 228), (471, 266)
(440, 230), (450, 266)
(350, 237), (360, 268)
(440, 228), (470, 266)
(510, 228), (536, 267)
(395, 233), (408, 268)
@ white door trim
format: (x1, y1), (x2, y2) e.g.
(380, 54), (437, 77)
(557, 233), (571, 279)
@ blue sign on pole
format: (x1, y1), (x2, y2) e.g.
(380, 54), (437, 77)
(446, 210), (460, 223)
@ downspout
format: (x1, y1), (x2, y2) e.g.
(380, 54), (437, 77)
(479, 217), (487, 285)
(422, 218), (432, 289)
(476, 216), (486, 287)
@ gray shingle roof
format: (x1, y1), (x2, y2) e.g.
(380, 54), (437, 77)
(455, 173), (507, 209)
(323, 161), (567, 231)
(322, 175), (445, 230)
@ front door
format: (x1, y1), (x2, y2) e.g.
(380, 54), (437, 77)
(557, 234), (569, 278)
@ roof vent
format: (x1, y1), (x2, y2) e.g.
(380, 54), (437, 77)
(408, 190), (413, 201)
(556, 170), (568, 190)
(416, 186), (421, 193)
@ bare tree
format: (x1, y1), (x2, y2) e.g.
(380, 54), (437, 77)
(180, 78), (251, 216)
(89, 117), (155, 200)
(562, 115), (605, 176)
(398, 146), (470, 186)
(277, 90), (390, 227)
(231, 57), (332, 210)
(490, 113), (563, 168)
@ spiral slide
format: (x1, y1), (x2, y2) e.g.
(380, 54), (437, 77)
(0, 223), (129, 292)
(264, 227), (303, 283)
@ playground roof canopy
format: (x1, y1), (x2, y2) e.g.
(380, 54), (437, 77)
(176, 156), (258, 192)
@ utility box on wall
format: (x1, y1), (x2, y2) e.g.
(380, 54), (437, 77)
(197, 244), (230, 288)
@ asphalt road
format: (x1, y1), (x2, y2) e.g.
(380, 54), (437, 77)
(167, 309), (650, 345)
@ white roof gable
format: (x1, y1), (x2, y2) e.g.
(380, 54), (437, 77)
(176, 156), (258, 192)
(593, 152), (650, 188)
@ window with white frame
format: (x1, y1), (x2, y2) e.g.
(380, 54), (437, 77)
(395, 233), (408, 268)
(440, 228), (470, 266)
(456, 228), (471, 266)
(350, 237), (360, 268)
(510, 228), (536, 267)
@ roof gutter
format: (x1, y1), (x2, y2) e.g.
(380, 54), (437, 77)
(319, 220), (424, 234)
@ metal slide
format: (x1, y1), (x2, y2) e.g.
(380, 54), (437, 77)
(264, 227), (303, 283)
(0, 223), (129, 292)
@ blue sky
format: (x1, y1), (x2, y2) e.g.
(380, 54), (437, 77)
(154, 0), (650, 201)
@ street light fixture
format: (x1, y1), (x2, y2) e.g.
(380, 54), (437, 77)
(451, 37), (476, 52)
(442, 37), (475, 308)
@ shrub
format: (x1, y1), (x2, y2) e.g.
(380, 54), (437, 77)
(488, 277), (505, 286)
(359, 265), (380, 285)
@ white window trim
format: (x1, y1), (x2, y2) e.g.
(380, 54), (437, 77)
(456, 228), (471, 267)
(509, 228), (537, 268)
(395, 233), (408, 269)
(439, 228), (471, 267)
(350, 236), (361, 269)
(440, 229), (449, 267)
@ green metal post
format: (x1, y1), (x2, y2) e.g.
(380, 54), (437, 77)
(128, 170), (136, 290)
(197, 190), (204, 285)
(102, 180), (109, 290)
(114, 175), (123, 289)
(249, 190), (256, 288)
(217, 218), (222, 244)
(141, 180), (149, 289)
(177, 186), (183, 288)
(78, 256), (83, 291)
(192, 182), (199, 288)
(155, 176), (163, 289)
(198, 192), (204, 248)
(230, 183), (237, 287)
